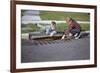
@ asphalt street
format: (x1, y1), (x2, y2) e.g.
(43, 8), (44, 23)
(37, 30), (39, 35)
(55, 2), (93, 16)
(21, 36), (90, 63)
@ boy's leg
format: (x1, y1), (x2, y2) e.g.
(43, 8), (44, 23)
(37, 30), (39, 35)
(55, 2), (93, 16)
(70, 29), (81, 39)
(50, 31), (56, 36)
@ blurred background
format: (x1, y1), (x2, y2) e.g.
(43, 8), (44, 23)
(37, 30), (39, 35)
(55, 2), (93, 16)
(21, 10), (90, 34)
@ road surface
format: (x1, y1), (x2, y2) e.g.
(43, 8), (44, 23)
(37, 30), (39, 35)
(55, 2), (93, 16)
(21, 36), (90, 63)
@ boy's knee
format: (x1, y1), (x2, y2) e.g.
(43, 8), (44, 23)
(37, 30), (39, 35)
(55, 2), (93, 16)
(69, 33), (73, 36)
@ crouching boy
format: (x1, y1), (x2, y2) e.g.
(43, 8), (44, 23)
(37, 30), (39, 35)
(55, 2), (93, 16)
(61, 17), (81, 39)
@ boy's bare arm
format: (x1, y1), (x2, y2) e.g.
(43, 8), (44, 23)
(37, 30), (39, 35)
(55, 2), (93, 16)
(64, 26), (72, 35)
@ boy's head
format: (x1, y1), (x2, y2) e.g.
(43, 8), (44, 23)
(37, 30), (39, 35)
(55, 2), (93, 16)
(66, 17), (73, 25)
(51, 21), (56, 25)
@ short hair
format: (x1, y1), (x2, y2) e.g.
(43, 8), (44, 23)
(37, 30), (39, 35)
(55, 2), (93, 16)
(51, 21), (56, 25)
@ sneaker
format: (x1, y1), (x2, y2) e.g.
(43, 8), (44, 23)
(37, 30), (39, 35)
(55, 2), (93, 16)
(74, 33), (78, 37)
(75, 36), (79, 39)
(75, 33), (81, 39)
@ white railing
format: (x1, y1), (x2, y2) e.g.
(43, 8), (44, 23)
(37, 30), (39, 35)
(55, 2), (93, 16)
(22, 20), (90, 24)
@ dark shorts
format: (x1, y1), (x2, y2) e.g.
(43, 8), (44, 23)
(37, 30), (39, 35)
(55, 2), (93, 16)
(70, 29), (81, 36)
